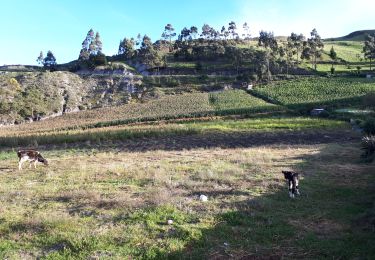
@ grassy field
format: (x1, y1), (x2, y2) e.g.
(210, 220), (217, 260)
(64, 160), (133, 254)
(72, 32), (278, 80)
(322, 41), (364, 62)
(0, 125), (373, 258)
(1, 46), (375, 258)
(253, 77), (375, 112)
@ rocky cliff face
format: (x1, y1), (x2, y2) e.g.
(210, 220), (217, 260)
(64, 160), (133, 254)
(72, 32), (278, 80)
(0, 70), (143, 125)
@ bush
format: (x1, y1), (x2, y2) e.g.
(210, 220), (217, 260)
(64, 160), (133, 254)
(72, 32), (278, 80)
(361, 135), (375, 162)
(363, 92), (375, 109)
(361, 117), (375, 135)
(90, 53), (107, 66)
(318, 110), (330, 118)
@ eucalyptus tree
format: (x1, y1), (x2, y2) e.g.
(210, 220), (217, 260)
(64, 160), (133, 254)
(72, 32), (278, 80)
(258, 30), (278, 80)
(306, 28), (324, 70)
(162, 24), (176, 51)
(43, 50), (57, 68)
(118, 37), (135, 59)
(190, 26), (198, 39)
(363, 34), (375, 70)
(287, 32), (305, 64)
(79, 29), (95, 60)
(228, 21), (238, 39)
(36, 51), (44, 66)
(242, 22), (251, 40)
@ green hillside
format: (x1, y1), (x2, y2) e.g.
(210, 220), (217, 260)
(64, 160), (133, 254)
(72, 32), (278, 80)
(326, 29), (375, 41)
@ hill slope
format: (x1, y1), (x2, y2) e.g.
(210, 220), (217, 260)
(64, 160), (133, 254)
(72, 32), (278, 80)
(326, 29), (375, 41)
(0, 71), (142, 124)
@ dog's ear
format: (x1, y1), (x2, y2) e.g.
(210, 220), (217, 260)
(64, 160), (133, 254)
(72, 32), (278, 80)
(282, 171), (290, 179)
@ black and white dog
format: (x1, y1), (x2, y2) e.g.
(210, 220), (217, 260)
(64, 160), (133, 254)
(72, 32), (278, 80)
(282, 170), (300, 198)
(17, 149), (48, 170)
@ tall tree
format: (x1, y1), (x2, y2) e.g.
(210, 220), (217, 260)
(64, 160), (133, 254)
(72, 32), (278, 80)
(220, 26), (226, 40)
(242, 22), (251, 40)
(329, 46), (337, 72)
(180, 27), (191, 41)
(94, 32), (103, 54)
(228, 21), (238, 39)
(307, 28), (324, 70)
(36, 51), (44, 66)
(118, 37), (135, 59)
(162, 24), (176, 51)
(287, 32), (305, 64)
(190, 26), (198, 39)
(139, 35), (163, 69)
(135, 33), (142, 47)
(43, 51), (57, 68)
(79, 29), (95, 60)
(201, 24), (213, 40)
(258, 31), (278, 81)
(281, 41), (294, 76)
(363, 34), (375, 71)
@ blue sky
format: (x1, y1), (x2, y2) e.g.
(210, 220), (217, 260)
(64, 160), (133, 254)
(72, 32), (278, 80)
(0, 0), (373, 65)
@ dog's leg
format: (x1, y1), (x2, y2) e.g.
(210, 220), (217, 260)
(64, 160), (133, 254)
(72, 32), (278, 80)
(34, 160), (37, 169)
(295, 178), (300, 195)
(18, 157), (28, 171)
(289, 180), (294, 198)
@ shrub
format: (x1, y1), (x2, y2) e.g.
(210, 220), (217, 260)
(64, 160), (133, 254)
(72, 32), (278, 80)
(361, 135), (375, 162)
(361, 117), (375, 135)
(363, 92), (375, 109)
(90, 53), (108, 66)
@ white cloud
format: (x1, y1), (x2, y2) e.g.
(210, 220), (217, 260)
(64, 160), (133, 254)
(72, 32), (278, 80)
(234, 0), (374, 38)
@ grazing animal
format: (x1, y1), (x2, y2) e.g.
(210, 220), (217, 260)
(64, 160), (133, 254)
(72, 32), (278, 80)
(17, 150), (48, 170)
(282, 170), (300, 198)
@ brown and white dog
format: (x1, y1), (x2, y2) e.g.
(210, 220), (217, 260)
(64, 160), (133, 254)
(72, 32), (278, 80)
(282, 170), (300, 198)
(17, 150), (48, 170)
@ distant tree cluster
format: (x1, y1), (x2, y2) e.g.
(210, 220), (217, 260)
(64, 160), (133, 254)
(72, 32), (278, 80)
(78, 29), (107, 67)
(36, 50), (57, 69)
(79, 29), (103, 60)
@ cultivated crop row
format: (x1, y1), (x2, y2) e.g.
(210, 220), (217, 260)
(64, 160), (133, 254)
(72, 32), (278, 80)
(0, 90), (279, 138)
(253, 77), (375, 111)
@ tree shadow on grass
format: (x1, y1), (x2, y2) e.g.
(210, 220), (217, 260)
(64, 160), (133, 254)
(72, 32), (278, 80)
(165, 144), (375, 259)
(0, 128), (359, 155)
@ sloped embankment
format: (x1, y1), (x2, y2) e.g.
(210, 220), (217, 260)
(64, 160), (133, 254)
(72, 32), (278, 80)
(0, 71), (142, 125)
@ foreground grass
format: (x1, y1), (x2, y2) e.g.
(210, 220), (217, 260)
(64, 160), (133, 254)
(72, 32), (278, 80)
(0, 138), (373, 258)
